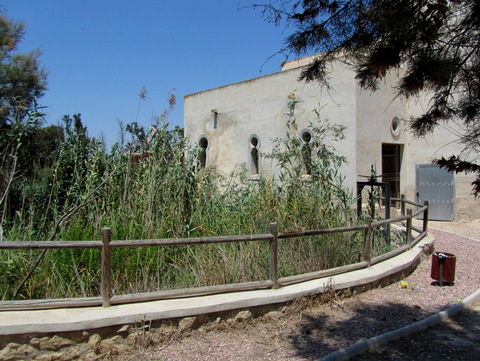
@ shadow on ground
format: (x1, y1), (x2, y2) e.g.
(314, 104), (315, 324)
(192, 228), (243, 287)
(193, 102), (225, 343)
(289, 301), (480, 360)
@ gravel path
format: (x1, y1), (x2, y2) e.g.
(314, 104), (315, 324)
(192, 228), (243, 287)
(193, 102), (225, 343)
(111, 220), (480, 361)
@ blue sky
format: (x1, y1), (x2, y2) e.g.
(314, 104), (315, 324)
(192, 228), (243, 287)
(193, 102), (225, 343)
(3, 1), (292, 146)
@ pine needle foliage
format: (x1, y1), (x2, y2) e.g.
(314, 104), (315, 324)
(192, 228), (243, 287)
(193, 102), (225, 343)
(246, 0), (480, 194)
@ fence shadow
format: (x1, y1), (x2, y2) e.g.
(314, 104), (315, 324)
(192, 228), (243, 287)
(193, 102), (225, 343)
(289, 300), (480, 360)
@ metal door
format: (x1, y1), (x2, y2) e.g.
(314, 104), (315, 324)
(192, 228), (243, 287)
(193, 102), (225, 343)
(416, 164), (455, 221)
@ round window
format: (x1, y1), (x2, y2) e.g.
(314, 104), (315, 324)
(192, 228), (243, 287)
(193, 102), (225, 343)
(301, 130), (312, 144)
(390, 117), (401, 137)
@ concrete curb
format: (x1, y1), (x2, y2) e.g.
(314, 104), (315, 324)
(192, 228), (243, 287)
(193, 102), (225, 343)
(0, 234), (434, 337)
(320, 279), (480, 360)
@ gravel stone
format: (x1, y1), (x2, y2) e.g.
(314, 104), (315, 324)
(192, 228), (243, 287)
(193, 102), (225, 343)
(109, 219), (480, 360)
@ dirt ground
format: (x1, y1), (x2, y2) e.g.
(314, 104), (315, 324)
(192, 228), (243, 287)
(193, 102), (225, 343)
(352, 219), (480, 361)
(4, 220), (476, 360)
(350, 298), (480, 361)
(107, 219), (480, 361)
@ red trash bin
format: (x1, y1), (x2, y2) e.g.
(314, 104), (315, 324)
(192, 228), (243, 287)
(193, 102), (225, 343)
(431, 252), (456, 286)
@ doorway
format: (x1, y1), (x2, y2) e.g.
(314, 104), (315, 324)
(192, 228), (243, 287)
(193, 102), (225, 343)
(382, 144), (402, 200)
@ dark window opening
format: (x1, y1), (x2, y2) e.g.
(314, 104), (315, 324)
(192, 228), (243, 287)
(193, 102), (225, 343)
(213, 111), (218, 129)
(249, 136), (260, 177)
(301, 130), (312, 175)
(199, 137), (208, 168)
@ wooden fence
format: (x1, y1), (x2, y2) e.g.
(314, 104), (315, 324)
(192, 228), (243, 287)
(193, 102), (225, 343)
(0, 197), (429, 311)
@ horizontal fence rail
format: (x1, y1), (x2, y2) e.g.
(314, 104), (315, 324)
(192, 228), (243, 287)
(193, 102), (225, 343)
(0, 241), (103, 250)
(0, 196), (429, 311)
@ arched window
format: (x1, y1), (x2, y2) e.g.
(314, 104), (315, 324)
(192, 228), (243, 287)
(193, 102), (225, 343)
(198, 136), (209, 169)
(300, 129), (312, 176)
(248, 135), (260, 179)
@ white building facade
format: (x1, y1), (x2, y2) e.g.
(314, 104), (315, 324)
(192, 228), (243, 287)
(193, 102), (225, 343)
(184, 55), (479, 221)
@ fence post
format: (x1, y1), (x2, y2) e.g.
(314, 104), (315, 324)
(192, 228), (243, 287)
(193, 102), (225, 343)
(364, 216), (372, 266)
(423, 200), (429, 233)
(269, 222), (278, 288)
(406, 209), (412, 249)
(400, 194), (405, 217)
(101, 227), (113, 307)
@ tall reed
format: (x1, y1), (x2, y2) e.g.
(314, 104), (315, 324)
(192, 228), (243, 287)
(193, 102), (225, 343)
(0, 108), (381, 300)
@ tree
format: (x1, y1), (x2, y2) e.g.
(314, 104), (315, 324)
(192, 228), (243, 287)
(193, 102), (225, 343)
(0, 13), (47, 222)
(0, 14), (47, 123)
(30, 125), (63, 171)
(245, 0), (480, 194)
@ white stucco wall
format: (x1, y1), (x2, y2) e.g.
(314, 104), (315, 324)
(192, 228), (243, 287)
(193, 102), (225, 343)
(184, 60), (358, 191)
(184, 56), (479, 220)
(355, 69), (409, 188)
(403, 95), (480, 219)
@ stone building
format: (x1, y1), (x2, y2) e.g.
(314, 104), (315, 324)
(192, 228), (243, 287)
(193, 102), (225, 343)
(184, 55), (479, 221)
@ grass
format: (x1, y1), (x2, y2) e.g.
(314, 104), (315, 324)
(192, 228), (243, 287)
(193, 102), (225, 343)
(0, 115), (401, 301)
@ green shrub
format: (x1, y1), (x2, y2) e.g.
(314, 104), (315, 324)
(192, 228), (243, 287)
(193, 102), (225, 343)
(1, 108), (380, 300)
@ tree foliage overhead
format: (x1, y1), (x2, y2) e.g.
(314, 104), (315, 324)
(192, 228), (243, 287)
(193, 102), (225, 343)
(0, 14), (47, 123)
(0, 13), (48, 225)
(246, 0), (480, 194)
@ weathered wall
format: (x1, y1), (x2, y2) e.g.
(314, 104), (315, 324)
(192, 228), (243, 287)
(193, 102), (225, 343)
(403, 95), (480, 220)
(355, 69), (408, 188)
(184, 56), (479, 220)
(184, 60), (358, 190)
